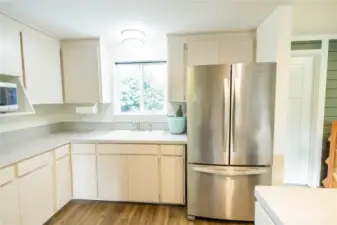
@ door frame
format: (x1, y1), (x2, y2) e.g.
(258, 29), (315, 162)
(291, 43), (329, 187)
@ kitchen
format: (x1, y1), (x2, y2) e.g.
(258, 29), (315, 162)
(0, 1), (336, 225)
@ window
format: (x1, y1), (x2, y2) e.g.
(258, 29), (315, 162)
(114, 62), (166, 114)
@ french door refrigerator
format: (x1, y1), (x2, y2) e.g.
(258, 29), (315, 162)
(187, 63), (277, 221)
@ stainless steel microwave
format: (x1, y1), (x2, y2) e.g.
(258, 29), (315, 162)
(0, 82), (18, 112)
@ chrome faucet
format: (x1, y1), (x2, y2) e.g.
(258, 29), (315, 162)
(148, 124), (153, 132)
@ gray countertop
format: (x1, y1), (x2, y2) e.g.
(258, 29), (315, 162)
(0, 130), (187, 169)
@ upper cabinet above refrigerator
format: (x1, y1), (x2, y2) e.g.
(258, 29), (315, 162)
(186, 39), (253, 66)
(167, 31), (255, 103)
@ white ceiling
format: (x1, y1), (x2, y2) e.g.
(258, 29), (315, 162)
(0, 0), (335, 40)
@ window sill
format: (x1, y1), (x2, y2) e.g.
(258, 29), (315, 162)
(112, 113), (167, 122)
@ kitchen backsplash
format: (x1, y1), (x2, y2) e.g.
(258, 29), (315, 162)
(0, 102), (185, 134)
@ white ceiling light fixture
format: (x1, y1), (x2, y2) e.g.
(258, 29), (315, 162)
(121, 29), (146, 44)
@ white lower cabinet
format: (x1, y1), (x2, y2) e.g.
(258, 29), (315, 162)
(255, 202), (276, 225)
(0, 143), (185, 225)
(72, 154), (97, 199)
(160, 156), (184, 204)
(96, 144), (185, 204)
(18, 165), (54, 225)
(0, 181), (21, 225)
(97, 155), (128, 201)
(55, 155), (72, 210)
(128, 155), (159, 203)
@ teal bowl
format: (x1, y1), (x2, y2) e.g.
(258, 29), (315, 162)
(167, 116), (186, 134)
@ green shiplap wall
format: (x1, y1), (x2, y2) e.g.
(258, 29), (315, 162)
(291, 41), (322, 50)
(320, 40), (337, 184)
(323, 40), (337, 139)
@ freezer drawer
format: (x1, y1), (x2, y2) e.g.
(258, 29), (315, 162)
(187, 164), (272, 221)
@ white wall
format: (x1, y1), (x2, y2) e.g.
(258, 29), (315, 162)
(293, 2), (337, 35)
(0, 105), (65, 133)
(256, 6), (293, 185)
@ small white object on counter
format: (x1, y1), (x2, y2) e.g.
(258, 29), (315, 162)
(255, 186), (337, 225)
(75, 105), (98, 114)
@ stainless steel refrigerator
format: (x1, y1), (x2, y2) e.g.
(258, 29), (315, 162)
(187, 63), (276, 221)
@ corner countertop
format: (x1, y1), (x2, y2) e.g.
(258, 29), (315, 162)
(0, 130), (187, 169)
(255, 186), (337, 225)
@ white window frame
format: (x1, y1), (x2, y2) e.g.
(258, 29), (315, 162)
(113, 61), (167, 122)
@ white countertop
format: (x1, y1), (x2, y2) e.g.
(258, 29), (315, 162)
(0, 130), (187, 168)
(255, 186), (337, 225)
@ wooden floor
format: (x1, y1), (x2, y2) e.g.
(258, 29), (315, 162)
(45, 201), (253, 225)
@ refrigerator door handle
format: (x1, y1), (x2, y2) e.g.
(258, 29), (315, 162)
(231, 78), (236, 152)
(192, 166), (268, 176)
(224, 78), (230, 152)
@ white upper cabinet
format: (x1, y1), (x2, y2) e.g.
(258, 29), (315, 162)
(22, 27), (63, 104)
(167, 32), (254, 103)
(61, 39), (111, 104)
(187, 39), (253, 66)
(187, 41), (219, 66)
(167, 36), (186, 102)
(219, 38), (253, 63)
(0, 14), (22, 77)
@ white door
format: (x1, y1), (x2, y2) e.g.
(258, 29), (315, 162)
(56, 155), (72, 210)
(160, 156), (184, 204)
(0, 182), (21, 225)
(285, 56), (315, 185)
(18, 165), (54, 225)
(97, 155), (128, 201)
(128, 155), (159, 203)
(72, 155), (97, 199)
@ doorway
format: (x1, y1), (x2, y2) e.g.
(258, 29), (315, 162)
(285, 52), (320, 186)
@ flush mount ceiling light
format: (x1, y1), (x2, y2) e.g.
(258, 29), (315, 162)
(121, 29), (146, 44)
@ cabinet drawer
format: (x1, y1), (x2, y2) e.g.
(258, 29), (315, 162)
(160, 145), (184, 156)
(72, 144), (95, 154)
(97, 144), (158, 155)
(0, 166), (15, 185)
(18, 152), (51, 177)
(55, 145), (69, 159)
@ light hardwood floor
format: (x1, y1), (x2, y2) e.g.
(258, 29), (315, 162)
(45, 201), (253, 225)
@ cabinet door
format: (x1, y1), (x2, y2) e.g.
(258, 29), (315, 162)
(160, 156), (184, 204)
(0, 182), (20, 225)
(56, 155), (72, 210)
(0, 14), (21, 77)
(97, 155), (128, 201)
(72, 155), (97, 199)
(187, 42), (219, 66)
(18, 165), (54, 225)
(22, 26), (63, 104)
(128, 155), (159, 203)
(167, 36), (186, 102)
(219, 39), (253, 63)
(61, 39), (101, 104)
(255, 202), (276, 225)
